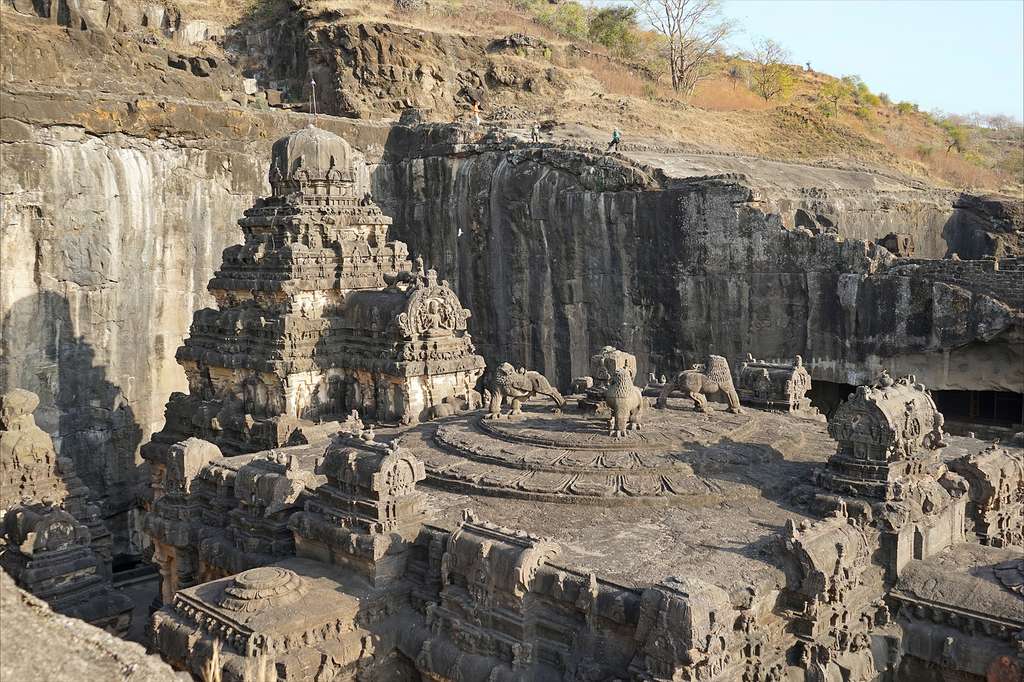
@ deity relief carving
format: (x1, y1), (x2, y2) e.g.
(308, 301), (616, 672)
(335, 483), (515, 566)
(394, 284), (472, 340)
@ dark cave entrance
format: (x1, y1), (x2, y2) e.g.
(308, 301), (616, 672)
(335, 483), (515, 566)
(807, 380), (856, 419)
(932, 389), (1024, 430)
(810, 380), (1023, 434)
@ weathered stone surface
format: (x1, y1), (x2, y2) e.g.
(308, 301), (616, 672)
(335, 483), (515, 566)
(1, 502), (133, 633)
(376, 128), (1023, 395)
(0, 568), (181, 682)
(0, 388), (115, 575)
(141, 384), (1023, 682)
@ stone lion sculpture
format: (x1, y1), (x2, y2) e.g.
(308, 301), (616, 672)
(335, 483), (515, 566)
(486, 363), (565, 418)
(655, 355), (742, 414)
(605, 368), (644, 437)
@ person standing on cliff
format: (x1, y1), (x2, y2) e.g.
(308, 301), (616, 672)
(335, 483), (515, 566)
(531, 123), (540, 143)
(607, 128), (621, 153)
(472, 101), (481, 126)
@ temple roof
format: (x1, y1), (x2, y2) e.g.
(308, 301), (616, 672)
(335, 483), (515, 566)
(269, 125), (353, 185)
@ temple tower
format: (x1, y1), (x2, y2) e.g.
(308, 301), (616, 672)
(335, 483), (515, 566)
(147, 126), (484, 456)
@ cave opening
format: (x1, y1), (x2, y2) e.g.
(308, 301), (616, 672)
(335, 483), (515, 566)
(806, 380), (856, 419)
(931, 389), (1024, 429)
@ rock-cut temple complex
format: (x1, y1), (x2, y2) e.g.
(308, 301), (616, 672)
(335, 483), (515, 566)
(2, 127), (1022, 682)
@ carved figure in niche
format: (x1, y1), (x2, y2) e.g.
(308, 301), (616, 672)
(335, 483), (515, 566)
(605, 369), (645, 437)
(656, 355), (742, 414)
(922, 410), (948, 449)
(293, 383), (311, 419)
(419, 298), (454, 337)
(486, 363), (565, 418)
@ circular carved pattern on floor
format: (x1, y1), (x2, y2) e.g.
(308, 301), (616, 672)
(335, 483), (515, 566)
(412, 399), (810, 506)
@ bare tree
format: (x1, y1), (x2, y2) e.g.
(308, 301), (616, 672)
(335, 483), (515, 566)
(632, 0), (732, 95)
(748, 38), (792, 102)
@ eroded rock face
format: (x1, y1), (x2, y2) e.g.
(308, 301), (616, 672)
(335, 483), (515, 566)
(1, 128), (257, 550)
(0, 568), (180, 682)
(374, 129), (1023, 395)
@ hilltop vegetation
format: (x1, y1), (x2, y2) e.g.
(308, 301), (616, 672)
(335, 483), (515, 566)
(139, 0), (1024, 194)
(497, 0), (1022, 193)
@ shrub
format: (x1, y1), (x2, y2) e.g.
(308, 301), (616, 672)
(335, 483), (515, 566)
(539, 2), (588, 40)
(896, 101), (916, 115)
(941, 120), (972, 154)
(819, 79), (852, 116)
(878, 92), (891, 106)
(854, 105), (872, 121)
(861, 91), (881, 106)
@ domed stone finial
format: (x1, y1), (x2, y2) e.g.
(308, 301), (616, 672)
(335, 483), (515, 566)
(269, 125), (353, 192)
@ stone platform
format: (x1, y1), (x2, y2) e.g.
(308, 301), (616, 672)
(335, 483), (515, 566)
(405, 397), (830, 506)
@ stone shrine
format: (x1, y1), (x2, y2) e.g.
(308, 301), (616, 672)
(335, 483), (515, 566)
(0, 389), (131, 633)
(119, 120), (1024, 682)
(141, 349), (1024, 682)
(734, 354), (815, 413)
(143, 125), (485, 465)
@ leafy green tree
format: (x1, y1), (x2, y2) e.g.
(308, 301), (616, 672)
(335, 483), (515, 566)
(553, 2), (588, 39)
(896, 101), (916, 115)
(941, 120), (972, 154)
(589, 6), (641, 58)
(536, 1), (588, 39)
(819, 79), (851, 116)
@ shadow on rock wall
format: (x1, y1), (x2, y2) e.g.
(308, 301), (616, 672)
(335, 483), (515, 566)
(1, 291), (143, 553)
(942, 193), (1024, 259)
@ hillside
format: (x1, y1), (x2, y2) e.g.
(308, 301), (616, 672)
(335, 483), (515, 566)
(4, 0), (1017, 194)
(134, 0), (1024, 194)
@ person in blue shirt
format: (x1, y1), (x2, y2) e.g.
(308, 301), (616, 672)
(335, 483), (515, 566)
(607, 128), (621, 152)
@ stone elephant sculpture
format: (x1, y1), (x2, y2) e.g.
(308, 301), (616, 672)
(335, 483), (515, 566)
(655, 355), (742, 414)
(486, 363), (565, 418)
(605, 368), (644, 437)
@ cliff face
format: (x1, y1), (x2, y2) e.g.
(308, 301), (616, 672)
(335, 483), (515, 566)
(375, 127), (1023, 395)
(1, 121), (257, 546)
(0, 569), (179, 682)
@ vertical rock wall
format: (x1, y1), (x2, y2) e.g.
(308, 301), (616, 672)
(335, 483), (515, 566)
(374, 135), (1022, 396)
(2, 116), (1019, 555)
(0, 125), (257, 548)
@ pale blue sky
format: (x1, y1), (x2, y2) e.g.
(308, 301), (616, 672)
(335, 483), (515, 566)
(615, 0), (1024, 119)
(720, 0), (1024, 119)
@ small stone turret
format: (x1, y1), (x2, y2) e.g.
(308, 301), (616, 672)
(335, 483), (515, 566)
(1, 503), (132, 634)
(289, 435), (429, 586)
(1, 388), (115, 578)
(819, 373), (948, 500)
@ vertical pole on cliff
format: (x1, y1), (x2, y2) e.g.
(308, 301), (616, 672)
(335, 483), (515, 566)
(310, 78), (318, 126)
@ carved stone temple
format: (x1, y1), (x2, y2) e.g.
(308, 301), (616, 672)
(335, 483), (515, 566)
(132, 130), (1024, 682)
(143, 125), (485, 464)
(0, 389), (132, 634)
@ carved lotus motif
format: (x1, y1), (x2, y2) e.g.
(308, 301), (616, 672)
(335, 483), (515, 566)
(219, 567), (307, 613)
